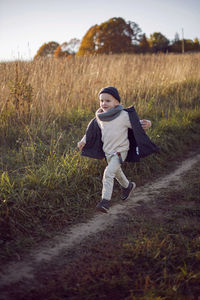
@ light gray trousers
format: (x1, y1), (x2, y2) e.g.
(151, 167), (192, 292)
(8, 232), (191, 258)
(102, 151), (129, 200)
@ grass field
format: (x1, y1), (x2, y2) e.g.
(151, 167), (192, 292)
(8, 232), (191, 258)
(0, 53), (200, 261)
(22, 160), (200, 300)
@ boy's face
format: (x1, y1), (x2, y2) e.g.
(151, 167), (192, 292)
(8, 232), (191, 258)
(99, 93), (120, 112)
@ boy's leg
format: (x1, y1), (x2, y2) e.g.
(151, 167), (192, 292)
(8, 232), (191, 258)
(115, 151), (129, 188)
(102, 152), (129, 200)
(115, 165), (136, 200)
(115, 168), (129, 188)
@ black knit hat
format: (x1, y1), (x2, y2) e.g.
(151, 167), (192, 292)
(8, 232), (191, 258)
(99, 86), (121, 103)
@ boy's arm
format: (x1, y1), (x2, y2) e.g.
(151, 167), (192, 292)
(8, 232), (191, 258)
(140, 119), (151, 130)
(77, 135), (86, 150)
(77, 117), (97, 151)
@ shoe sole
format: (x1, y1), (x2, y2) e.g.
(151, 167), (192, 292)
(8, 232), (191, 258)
(128, 182), (136, 199)
(122, 182), (136, 201)
(96, 205), (109, 213)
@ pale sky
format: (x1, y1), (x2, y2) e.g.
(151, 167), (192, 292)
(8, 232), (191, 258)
(0, 0), (199, 61)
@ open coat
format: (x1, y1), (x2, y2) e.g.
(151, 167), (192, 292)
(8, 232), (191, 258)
(81, 106), (159, 162)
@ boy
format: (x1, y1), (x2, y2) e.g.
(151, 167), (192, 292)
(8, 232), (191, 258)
(78, 86), (159, 213)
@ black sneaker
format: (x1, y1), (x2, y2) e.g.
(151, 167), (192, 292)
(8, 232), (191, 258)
(96, 199), (109, 213)
(121, 182), (136, 201)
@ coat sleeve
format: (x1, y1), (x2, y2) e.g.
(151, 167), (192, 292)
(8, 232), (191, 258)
(81, 118), (105, 159)
(124, 107), (159, 160)
(130, 110), (159, 158)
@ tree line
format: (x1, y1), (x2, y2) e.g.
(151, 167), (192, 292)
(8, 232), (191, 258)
(34, 17), (200, 59)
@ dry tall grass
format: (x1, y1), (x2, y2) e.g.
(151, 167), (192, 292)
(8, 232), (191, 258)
(1, 53), (200, 122)
(0, 53), (200, 259)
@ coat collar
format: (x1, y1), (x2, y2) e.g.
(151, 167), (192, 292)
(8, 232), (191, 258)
(123, 105), (135, 113)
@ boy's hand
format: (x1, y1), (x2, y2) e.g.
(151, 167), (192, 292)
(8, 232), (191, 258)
(77, 141), (86, 151)
(140, 119), (151, 130)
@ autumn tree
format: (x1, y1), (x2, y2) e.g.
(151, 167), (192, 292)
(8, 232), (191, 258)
(66, 38), (81, 54)
(168, 41), (181, 53)
(54, 38), (81, 57)
(168, 33), (181, 52)
(77, 17), (142, 55)
(34, 41), (59, 59)
(184, 39), (199, 52)
(77, 25), (99, 56)
(169, 38), (200, 53)
(149, 32), (169, 53)
(54, 43), (70, 58)
(193, 38), (200, 51)
(138, 34), (150, 53)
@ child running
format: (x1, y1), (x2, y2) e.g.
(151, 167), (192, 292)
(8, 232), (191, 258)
(78, 86), (159, 213)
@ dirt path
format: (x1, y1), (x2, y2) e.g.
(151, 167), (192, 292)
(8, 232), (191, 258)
(0, 151), (200, 299)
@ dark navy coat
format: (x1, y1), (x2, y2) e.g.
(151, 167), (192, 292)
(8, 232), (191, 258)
(81, 106), (159, 162)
